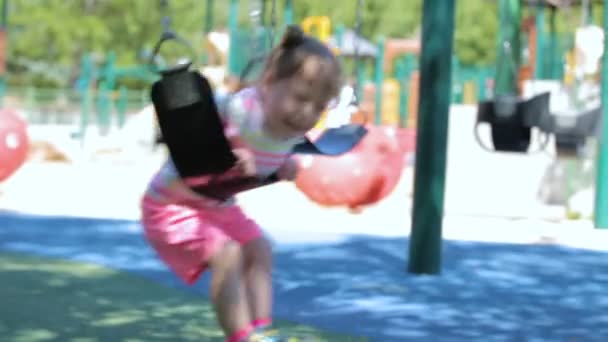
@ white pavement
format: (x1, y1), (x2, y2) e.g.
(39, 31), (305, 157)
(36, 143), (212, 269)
(2, 105), (607, 251)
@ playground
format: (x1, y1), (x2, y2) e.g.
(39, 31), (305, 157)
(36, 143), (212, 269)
(3, 105), (608, 341)
(2, 162), (608, 341)
(2, 0), (608, 341)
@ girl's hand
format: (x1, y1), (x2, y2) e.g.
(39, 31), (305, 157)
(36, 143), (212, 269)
(232, 148), (256, 177)
(277, 157), (299, 181)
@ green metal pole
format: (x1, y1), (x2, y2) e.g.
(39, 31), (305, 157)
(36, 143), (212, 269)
(355, 61), (366, 101)
(535, 2), (545, 79)
(260, 0), (266, 26)
(395, 57), (407, 128)
(582, 0), (592, 25)
(451, 56), (462, 103)
(407, 0), (456, 275)
(202, 0), (214, 64)
(117, 86), (128, 128)
(96, 52), (116, 133)
(80, 87), (91, 146)
(228, 0), (239, 75)
(0, 77), (5, 106)
(398, 54), (415, 128)
(593, 3), (608, 229)
(205, 0), (214, 33)
(495, 0), (521, 97)
(0, 0), (9, 104)
(477, 70), (488, 101)
(548, 6), (558, 79)
(284, 0), (293, 25)
(76, 54), (93, 139)
(374, 37), (385, 125)
(24, 87), (34, 122)
(336, 24), (344, 48)
(96, 82), (110, 134)
(336, 24), (345, 64)
(353, 0), (364, 104)
(1, 0), (7, 28)
(107, 51), (117, 89)
(228, 0), (238, 32)
(140, 89), (148, 108)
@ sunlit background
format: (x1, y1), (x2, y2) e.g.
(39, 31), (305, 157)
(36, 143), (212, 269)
(1, 1), (608, 341)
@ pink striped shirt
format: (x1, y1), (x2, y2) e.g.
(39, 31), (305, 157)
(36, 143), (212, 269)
(145, 87), (304, 206)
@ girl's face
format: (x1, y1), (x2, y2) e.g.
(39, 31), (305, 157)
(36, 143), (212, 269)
(260, 57), (337, 141)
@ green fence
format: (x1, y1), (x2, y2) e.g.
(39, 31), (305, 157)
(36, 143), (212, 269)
(6, 86), (150, 134)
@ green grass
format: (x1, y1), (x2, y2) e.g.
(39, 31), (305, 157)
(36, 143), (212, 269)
(0, 252), (366, 342)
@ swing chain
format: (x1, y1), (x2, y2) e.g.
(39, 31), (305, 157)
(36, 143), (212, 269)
(149, 0), (197, 73)
(238, 0), (277, 84)
(352, 0), (364, 106)
(249, 0), (262, 27)
(159, 0), (174, 37)
(249, 0), (269, 60)
(269, 0), (277, 47)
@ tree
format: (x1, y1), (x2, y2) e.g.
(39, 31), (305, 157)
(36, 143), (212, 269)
(9, 0), (593, 88)
(454, 0), (499, 66)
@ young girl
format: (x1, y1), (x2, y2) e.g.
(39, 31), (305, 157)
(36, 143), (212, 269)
(141, 26), (341, 342)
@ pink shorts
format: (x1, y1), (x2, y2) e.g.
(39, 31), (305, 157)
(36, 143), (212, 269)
(141, 194), (262, 284)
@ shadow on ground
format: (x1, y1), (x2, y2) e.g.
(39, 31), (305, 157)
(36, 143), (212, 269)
(0, 252), (361, 341)
(0, 252), (224, 341)
(1, 211), (608, 341)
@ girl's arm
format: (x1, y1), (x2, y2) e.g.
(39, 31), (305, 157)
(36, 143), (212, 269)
(216, 90), (257, 176)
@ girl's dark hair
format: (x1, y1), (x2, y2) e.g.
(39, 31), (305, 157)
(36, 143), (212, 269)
(261, 25), (341, 97)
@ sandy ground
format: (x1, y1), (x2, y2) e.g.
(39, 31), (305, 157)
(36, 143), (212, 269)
(2, 105), (608, 251)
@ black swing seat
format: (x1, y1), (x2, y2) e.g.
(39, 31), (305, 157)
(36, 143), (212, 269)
(538, 106), (601, 156)
(151, 63), (238, 178)
(476, 92), (550, 152)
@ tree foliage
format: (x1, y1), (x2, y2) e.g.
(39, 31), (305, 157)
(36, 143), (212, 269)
(3, 0), (603, 88)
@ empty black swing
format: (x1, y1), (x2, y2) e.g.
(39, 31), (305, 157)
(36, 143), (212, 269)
(475, 92), (551, 153)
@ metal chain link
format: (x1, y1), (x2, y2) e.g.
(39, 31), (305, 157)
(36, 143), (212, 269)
(159, 0), (172, 34)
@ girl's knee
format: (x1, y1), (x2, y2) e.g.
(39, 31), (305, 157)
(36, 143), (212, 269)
(209, 240), (243, 270)
(243, 237), (272, 268)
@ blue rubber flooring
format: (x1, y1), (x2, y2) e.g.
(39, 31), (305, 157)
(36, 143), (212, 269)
(1, 211), (608, 341)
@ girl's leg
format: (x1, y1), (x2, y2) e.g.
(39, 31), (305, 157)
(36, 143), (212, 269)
(208, 240), (253, 338)
(211, 205), (274, 331)
(242, 237), (274, 325)
(142, 198), (256, 341)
